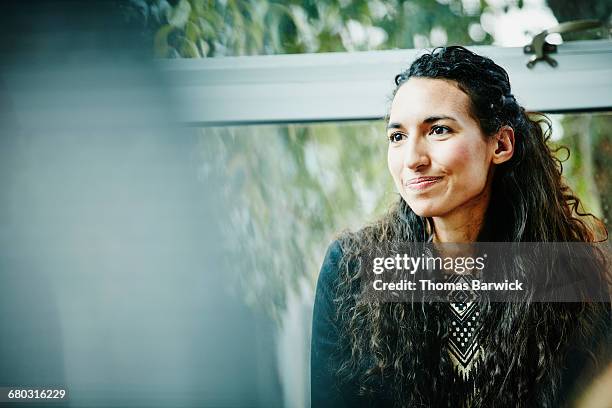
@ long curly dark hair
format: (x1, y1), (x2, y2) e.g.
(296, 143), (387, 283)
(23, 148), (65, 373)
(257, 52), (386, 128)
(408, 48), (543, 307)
(333, 46), (610, 407)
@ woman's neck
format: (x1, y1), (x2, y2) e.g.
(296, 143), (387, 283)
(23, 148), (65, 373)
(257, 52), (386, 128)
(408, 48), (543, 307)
(431, 191), (490, 243)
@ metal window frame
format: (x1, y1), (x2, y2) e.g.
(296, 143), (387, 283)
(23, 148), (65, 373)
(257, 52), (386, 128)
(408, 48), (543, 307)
(157, 40), (612, 126)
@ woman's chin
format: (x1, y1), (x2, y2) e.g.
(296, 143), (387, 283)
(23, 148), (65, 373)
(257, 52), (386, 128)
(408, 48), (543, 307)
(414, 210), (438, 218)
(406, 201), (444, 218)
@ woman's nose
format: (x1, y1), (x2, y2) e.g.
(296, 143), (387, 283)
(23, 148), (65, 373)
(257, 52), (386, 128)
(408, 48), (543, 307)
(403, 138), (430, 170)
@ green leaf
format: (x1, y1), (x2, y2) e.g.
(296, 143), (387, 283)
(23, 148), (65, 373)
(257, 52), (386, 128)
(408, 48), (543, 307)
(153, 24), (175, 57)
(167, 0), (191, 29)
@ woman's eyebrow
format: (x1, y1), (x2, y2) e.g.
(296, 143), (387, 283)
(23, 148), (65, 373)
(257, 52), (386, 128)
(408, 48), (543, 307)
(387, 122), (403, 130)
(423, 115), (458, 124)
(387, 115), (458, 130)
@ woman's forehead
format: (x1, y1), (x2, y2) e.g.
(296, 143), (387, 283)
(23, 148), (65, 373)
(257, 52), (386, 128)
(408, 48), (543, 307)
(389, 77), (472, 124)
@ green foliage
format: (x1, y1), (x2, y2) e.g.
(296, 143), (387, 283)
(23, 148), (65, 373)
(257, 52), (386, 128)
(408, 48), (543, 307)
(553, 113), (612, 233)
(135, 0), (493, 318)
(130, 0), (611, 319)
(199, 122), (394, 319)
(137, 0), (492, 58)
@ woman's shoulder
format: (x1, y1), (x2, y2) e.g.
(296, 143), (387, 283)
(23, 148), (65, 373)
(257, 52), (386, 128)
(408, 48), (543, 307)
(318, 229), (368, 278)
(317, 240), (344, 291)
(317, 227), (380, 294)
(316, 232), (363, 292)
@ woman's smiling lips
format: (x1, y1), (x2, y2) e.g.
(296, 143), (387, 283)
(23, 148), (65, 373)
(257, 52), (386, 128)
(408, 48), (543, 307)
(404, 176), (444, 191)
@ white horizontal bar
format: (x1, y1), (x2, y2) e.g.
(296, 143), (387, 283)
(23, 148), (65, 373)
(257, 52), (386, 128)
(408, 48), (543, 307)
(157, 40), (612, 125)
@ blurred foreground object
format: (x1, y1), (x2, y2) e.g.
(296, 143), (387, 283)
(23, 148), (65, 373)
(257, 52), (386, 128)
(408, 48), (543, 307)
(0, 1), (281, 407)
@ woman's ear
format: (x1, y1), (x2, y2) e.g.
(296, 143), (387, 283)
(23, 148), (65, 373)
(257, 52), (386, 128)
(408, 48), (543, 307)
(492, 126), (515, 164)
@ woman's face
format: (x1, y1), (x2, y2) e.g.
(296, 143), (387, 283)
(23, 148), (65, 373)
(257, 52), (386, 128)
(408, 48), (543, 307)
(387, 77), (497, 218)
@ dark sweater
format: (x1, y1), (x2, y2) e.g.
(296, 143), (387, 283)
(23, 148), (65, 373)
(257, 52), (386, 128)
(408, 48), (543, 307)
(310, 240), (611, 408)
(310, 241), (392, 407)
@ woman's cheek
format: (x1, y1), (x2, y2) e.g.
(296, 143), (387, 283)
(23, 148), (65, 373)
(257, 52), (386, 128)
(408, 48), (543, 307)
(387, 148), (402, 185)
(435, 139), (490, 193)
(435, 141), (471, 169)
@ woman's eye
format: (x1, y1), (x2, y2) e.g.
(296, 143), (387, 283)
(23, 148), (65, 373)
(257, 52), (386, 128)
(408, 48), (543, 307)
(430, 125), (451, 136)
(388, 132), (405, 143)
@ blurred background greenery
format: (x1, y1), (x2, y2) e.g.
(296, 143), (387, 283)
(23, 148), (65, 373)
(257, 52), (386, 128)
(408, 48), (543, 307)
(127, 0), (611, 320)
(3, 2), (607, 406)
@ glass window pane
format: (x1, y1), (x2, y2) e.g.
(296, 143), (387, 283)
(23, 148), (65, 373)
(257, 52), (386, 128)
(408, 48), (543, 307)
(199, 111), (611, 407)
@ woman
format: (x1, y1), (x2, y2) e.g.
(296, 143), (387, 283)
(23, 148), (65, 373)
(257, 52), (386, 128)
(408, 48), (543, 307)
(311, 46), (610, 407)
